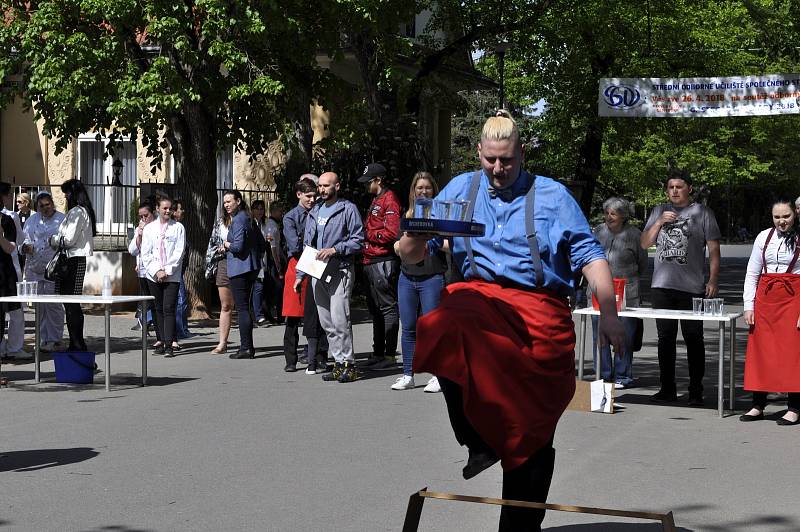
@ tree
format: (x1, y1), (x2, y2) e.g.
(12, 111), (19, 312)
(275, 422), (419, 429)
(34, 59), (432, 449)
(0, 0), (338, 313)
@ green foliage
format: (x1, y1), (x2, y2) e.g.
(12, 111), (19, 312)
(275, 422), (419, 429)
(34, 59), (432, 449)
(456, 0), (800, 235)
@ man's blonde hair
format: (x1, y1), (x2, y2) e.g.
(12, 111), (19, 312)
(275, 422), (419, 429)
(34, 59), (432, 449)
(481, 109), (520, 143)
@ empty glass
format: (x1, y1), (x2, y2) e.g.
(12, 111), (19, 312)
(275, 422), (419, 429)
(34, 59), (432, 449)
(414, 198), (433, 219)
(16, 282), (25, 296)
(433, 200), (454, 220)
(453, 200), (471, 221)
(28, 282), (38, 296)
(703, 298), (713, 316)
(713, 298), (724, 316)
(692, 297), (703, 315)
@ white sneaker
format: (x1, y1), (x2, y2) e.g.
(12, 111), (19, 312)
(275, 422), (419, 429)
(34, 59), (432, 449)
(305, 368), (316, 375)
(423, 376), (441, 393)
(7, 349), (33, 361)
(391, 375), (415, 390)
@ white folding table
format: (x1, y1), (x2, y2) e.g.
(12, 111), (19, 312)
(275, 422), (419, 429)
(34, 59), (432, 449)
(0, 294), (154, 391)
(573, 307), (743, 418)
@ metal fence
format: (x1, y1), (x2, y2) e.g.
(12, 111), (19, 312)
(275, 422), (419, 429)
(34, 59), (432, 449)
(11, 182), (279, 251)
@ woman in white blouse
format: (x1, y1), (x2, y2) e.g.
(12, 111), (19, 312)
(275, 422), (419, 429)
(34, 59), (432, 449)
(741, 199), (800, 425)
(50, 179), (96, 352)
(141, 196), (186, 358)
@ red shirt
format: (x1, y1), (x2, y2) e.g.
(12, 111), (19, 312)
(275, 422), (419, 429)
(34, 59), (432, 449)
(362, 189), (401, 263)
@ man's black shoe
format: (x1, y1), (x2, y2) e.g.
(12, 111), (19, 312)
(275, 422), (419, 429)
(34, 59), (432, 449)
(369, 357), (398, 371)
(359, 356), (384, 368)
(153, 345), (165, 355)
(462, 448), (499, 480)
(284, 364), (297, 372)
(229, 351), (254, 359)
(687, 395), (704, 407)
(164, 349), (176, 358)
(338, 362), (359, 383)
(322, 363), (343, 381)
(649, 390), (678, 403)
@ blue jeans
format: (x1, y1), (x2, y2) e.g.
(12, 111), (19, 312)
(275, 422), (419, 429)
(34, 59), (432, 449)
(398, 272), (444, 376)
(591, 315), (638, 385)
(175, 274), (191, 339)
(252, 277), (266, 321)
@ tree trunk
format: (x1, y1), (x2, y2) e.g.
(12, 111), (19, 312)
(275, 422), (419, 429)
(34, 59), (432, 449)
(169, 102), (218, 318)
(574, 122), (604, 215)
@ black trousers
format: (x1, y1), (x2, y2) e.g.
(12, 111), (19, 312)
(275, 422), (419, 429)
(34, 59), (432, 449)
(56, 257), (87, 351)
(651, 288), (706, 396)
(364, 259), (400, 358)
(752, 391), (800, 412)
(147, 280), (179, 346)
(283, 317), (301, 365)
(230, 270), (257, 352)
(440, 377), (555, 532)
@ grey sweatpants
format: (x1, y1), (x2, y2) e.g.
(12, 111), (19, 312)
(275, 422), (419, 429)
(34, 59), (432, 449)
(313, 265), (354, 364)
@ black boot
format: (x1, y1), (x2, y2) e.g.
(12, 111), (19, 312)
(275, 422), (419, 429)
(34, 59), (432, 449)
(498, 442), (556, 532)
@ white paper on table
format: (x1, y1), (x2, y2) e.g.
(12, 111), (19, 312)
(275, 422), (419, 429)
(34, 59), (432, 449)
(296, 245), (330, 280)
(590, 379), (614, 413)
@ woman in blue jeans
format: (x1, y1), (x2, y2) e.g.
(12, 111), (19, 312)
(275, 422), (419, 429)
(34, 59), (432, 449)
(391, 172), (447, 391)
(590, 197), (648, 388)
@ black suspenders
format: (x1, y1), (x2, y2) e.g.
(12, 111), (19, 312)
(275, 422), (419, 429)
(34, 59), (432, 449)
(463, 171), (545, 287)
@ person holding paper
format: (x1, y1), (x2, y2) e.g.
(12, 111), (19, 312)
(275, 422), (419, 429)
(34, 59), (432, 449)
(294, 172), (364, 383)
(399, 111), (624, 532)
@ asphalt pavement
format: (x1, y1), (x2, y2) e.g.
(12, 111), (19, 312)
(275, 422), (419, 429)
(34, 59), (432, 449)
(1, 245), (798, 531)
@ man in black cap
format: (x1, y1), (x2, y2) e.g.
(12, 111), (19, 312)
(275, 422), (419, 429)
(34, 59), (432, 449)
(358, 163), (402, 370)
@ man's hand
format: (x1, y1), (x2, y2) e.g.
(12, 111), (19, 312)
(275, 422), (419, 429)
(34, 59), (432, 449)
(293, 278), (303, 293)
(21, 243), (33, 255)
(744, 310), (754, 326)
(316, 247), (337, 260)
(705, 280), (719, 297)
(658, 210), (678, 225)
(598, 314), (626, 356)
(156, 270), (168, 282)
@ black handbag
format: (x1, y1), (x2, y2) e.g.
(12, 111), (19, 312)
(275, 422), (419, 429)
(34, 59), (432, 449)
(45, 237), (69, 282)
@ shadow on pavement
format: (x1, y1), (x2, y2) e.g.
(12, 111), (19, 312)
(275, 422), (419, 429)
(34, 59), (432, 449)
(545, 524), (692, 531)
(0, 447), (99, 472)
(3, 375), (197, 391)
(83, 526), (157, 532)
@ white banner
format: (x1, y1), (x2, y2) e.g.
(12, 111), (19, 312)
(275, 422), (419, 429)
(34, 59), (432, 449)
(599, 75), (800, 117)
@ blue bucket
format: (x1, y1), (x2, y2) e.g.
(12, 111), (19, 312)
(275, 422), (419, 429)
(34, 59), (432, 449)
(52, 352), (96, 384)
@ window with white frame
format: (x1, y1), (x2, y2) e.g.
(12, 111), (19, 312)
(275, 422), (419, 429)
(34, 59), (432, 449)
(77, 134), (137, 232)
(168, 144), (234, 189)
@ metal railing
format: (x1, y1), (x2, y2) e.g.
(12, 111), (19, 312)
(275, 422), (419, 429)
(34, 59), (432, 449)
(11, 182), (279, 251)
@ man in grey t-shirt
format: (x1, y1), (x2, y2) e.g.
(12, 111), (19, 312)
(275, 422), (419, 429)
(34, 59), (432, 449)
(641, 172), (721, 406)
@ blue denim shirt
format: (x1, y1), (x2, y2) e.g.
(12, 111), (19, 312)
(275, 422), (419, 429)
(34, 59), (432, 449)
(429, 170), (605, 296)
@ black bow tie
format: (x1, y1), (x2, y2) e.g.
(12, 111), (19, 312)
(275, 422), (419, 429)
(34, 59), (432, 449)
(487, 185), (514, 202)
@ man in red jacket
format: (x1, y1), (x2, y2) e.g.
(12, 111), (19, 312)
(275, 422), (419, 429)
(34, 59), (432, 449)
(359, 163), (402, 371)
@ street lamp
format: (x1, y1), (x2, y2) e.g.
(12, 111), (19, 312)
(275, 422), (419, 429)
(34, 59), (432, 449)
(110, 158), (123, 187)
(492, 39), (511, 109)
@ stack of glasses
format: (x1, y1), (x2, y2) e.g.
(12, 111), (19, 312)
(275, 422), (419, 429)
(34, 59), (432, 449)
(15, 281), (38, 297)
(692, 297), (724, 316)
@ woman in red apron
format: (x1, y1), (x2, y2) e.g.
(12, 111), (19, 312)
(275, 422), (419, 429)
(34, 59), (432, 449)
(741, 199), (800, 425)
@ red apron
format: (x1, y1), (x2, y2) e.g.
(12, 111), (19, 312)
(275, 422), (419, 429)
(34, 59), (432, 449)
(744, 228), (800, 392)
(281, 257), (307, 318)
(413, 281), (576, 470)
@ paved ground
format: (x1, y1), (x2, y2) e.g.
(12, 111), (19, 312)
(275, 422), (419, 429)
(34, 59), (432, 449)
(1, 247), (798, 531)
